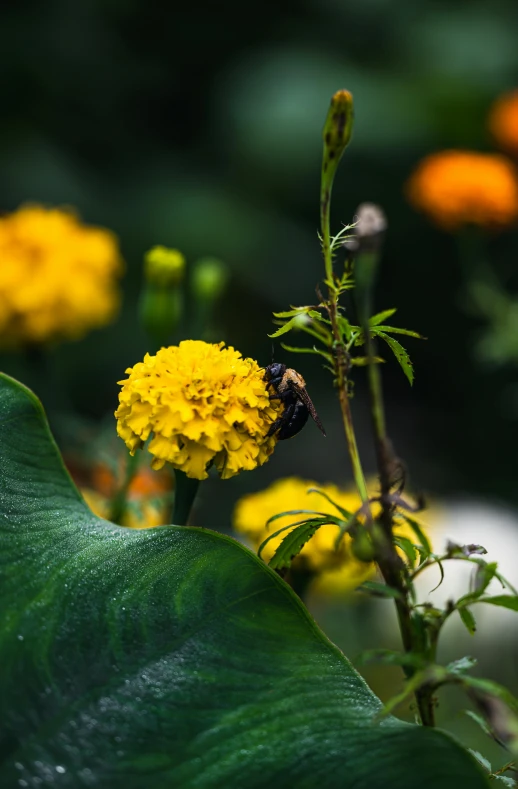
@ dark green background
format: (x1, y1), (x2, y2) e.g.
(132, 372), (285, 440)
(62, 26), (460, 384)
(2, 0), (518, 508)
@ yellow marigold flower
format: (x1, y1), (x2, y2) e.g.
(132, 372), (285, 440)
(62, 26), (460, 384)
(0, 204), (123, 347)
(233, 477), (431, 595)
(489, 90), (518, 154)
(406, 151), (518, 230)
(115, 340), (282, 480)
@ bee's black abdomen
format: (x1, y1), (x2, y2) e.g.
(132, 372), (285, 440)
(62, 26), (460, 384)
(277, 401), (309, 440)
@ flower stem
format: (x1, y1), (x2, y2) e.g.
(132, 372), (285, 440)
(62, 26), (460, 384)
(173, 470), (200, 526)
(356, 241), (436, 728)
(110, 450), (140, 525)
(320, 143), (369, 506)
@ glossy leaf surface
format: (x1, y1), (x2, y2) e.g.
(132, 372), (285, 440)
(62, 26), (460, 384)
(0, 375), (488, 788)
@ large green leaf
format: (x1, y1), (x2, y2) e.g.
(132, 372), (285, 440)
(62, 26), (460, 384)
(0, 374), (488, 788)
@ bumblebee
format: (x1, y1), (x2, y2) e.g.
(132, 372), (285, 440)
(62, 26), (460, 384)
(265, 363), (326, 440)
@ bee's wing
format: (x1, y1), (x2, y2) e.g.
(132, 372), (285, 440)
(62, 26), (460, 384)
(289, 382), (326, 436)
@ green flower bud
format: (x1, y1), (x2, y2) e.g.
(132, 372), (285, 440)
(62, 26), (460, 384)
(192, 257), (229, 302)
(139, 246), (185, 345)
(144, 246), (185, 287)
(351, 527), (376, 563)
(322, 90), (354, 171)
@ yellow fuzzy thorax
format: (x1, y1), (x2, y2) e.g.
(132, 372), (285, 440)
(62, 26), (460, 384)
(115, 341), (283, 480)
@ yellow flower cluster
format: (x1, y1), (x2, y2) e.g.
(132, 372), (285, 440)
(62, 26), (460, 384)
(489, 90), (518, 154)
(406, 151), (518, 230)
(233, 477), (429, 595)
(0, 205), (123, 346)
(115, 340), (282, 480)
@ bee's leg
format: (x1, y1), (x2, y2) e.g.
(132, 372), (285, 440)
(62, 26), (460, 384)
(266, 415), (284, 438)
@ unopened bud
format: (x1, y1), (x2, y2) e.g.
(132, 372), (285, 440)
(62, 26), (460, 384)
(351, 528), (376, 563)
(322, 90), (354, 170)
(144, 246), (185, 287)
(192, 257), (229, 302)
(139, 246), (185, 344)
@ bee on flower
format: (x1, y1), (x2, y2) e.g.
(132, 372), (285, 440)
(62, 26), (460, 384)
(406, 150), (518, 230)
(115, 340), (283, 480)
(0, 204), (123, 347)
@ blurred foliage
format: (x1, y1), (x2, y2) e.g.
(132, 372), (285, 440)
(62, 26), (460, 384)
(1, 0), (518, 529)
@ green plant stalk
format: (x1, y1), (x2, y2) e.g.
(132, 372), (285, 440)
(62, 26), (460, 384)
(320, 90), (370, 506)
(320, 184), (369, 506)
(173, 469), (200, 526)
(109, 450), (140, 525)
(357, 255), (436, 727)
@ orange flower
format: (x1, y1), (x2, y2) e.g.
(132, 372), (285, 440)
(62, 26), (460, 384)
(489, 90), (518, 154)
(406, 151), (518, 230)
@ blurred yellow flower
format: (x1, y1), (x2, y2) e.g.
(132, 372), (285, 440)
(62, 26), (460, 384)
(0, 204), (123, 347)
(489, 90), (518, 154)
(233, 477), (430, 595)
(115, 340), (282, 480)
(406, 151), (518, 230)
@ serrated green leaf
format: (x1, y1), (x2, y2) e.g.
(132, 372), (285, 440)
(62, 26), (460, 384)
(369, 308), (397, 326)
(265, 509), (332, 526)
(269, 520), (333, 570)
(459, 606), (477, 634)
(399, 515), (432, 557)
(337, 315), (354, 341)
(280, 343), (334, 364)
(268, 315), (301, 338)
(373, 325), (424, 339)
(447, 656), (478, 675)
(350, 356), (385, 366)
(273, 306), (320, 318)
(457, 563), (500, 606)
(258, 517), (329, 558)
(357, 581), (404, 600)
(465, 710), (494, 738)
(468, 750), (492, 773)
(306, 487), (353, 520)
(0, 375), (491, 789)
(394, 536), (418, 567)
(492, 776), (516, 787)
(377, 332), (415, 384)
(475, 595), (518, 611)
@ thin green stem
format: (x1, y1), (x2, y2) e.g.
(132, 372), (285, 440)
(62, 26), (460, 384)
(109, 450), (140, 525)
(320, 174), (369, 506)
(357, 253), (436, 728)
(173, 469), (200, 526)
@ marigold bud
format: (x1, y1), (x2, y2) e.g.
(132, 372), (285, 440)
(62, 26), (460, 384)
(351, 528), (377, 563)
(144, 246), (185, 287)
(191, 257), (229, 302)
(322, 90), (354, 169)
(139, 246), (185, 343)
